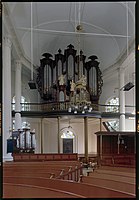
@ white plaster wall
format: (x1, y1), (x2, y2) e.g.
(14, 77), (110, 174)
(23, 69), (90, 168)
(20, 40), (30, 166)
(99, 62), (135, 132)
(11, 66), (40, 103)
(71, 122), (84, 154)
(88, 121), (106, 154)
(27, 118), (106, 155)
(125, 118), (135, 131)
(43, 119), (58, 153)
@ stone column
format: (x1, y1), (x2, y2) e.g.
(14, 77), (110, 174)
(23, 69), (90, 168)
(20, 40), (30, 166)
(2, 35), (13, 161)
(119, 68), (125, 131)
(14, 60), (22, 130)
(84, 117), (88, 163)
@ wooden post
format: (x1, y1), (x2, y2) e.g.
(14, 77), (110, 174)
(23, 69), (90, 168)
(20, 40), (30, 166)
(84, 117), (88, 163)
(40, 118), (43, 154)
(57, 116), (60, 153)
(117, 134), (120, 154)
(100, 118), (102, 159)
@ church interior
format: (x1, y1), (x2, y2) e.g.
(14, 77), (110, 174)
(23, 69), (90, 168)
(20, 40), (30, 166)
(1, 1), (138, 198)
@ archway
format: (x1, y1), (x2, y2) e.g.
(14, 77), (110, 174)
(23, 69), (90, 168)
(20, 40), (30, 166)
(59, 126), (77, 153)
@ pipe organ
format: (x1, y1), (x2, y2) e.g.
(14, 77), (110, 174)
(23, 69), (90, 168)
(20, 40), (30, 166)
(11, 128), (36, 153)
(36, 44), (103, 105)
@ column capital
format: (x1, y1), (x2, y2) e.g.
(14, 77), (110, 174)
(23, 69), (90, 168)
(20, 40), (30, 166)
(15, 60), (22, 65)
(4, 35), (12, 48)
(119, 67), (125, 74)
(15, 60), (22, 69)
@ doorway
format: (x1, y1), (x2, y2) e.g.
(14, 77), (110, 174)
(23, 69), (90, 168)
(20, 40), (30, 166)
(63, 138), (73, 153)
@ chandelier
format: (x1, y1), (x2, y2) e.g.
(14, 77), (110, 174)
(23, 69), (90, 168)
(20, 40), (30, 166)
(67, 24), (92, 114)
(67, 74), (92, 114)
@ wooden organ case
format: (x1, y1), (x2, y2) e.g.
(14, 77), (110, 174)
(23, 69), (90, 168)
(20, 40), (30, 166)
(11, 128), (36, 153)
(36, 44), (103, 106)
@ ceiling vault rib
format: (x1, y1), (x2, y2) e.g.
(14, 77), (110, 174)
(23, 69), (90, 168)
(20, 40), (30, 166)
(17, 26), (131, 38)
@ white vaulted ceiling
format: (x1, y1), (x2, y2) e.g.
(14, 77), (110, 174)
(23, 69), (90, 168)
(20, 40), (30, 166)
(3, 2), (135, 73)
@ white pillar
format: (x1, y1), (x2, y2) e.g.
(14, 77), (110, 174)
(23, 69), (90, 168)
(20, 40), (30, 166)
(119, 68), (125, 131)
(2, 35), (13, 161)
(15, 60), (22, 130)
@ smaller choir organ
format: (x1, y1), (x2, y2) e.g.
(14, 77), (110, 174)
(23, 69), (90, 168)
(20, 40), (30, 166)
(11, 128), (36, 153)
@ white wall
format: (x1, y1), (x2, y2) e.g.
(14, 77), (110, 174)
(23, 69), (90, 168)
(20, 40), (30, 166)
(99, 52), (135, 132)
(24, 118), (107, 155)
(11, 65), (40, 104)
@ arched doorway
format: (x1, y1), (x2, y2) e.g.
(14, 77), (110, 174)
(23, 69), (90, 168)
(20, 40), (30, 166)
(60, 127), (77, 153)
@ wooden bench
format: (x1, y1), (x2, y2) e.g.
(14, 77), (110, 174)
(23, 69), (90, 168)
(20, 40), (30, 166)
(4, 170), (59, 179)
(97, 165), (135, 173)
(12, 153), (78, 162)
(94, 168), (135, 177)
(3, 169), (80, 181)
(4, 161), (80, 166)
(3, 161), (83, 181)
(100, 155), (136, 168)
(3, 176), (135, 198)
(88, 171), (135, 184)
(3, 183), (85, 198)
(81, 175), (135, 196)
(3, 161), (82, 173)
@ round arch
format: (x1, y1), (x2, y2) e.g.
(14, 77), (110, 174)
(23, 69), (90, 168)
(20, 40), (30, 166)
(59, 126), (78, 153)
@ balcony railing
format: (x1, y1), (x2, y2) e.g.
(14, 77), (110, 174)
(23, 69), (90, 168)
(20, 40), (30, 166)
(11, 102), (135, 116)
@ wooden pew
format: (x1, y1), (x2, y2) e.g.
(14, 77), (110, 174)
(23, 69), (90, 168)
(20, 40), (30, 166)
(88, 171), (135, 184)
(3, 183), (85, 198)
(3, 161), (83, 181)
(81, 175), (135, 196)
(98, 165), (135, 173)
(100, 154), (135, 168)
(4, 160), (81, 165)
(94, 168), (135, 178)
(3, 170), (58, 179)
(3, 176), (135, 198)
(3, 161), (82, 174)
(12, 153), (78, 162)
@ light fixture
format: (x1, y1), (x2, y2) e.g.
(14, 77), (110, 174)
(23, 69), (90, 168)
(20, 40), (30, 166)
(60, 119), (75, 139)
(120, 82), (134, 91)
(123, 82), (134, 91)
(28, 2), (36, 89)
(28, 80), (37, 89)
(67, 5), (92, 114)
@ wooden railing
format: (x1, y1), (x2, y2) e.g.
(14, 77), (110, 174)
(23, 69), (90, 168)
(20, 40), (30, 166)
(11, 102), (135, 114)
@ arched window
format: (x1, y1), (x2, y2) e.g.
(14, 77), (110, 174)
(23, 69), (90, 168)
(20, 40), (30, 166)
(60, 127), (75, 139)
(12, 96), (29, 111)
(106, 97), (119, 113)
(105, 97), (119, 131)
(106, 120), (119, 131)
(12, 120), (30, 130)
